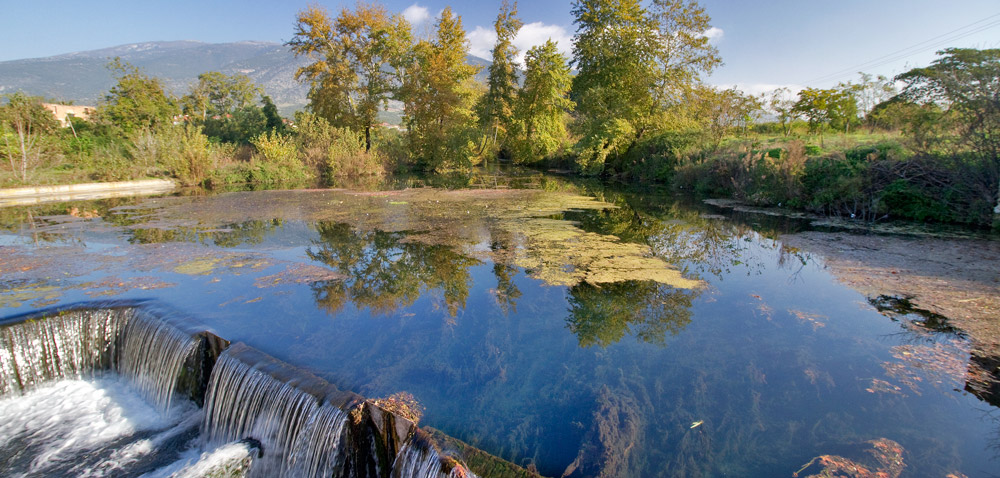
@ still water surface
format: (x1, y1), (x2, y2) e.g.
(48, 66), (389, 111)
(0, 173), (996, 477)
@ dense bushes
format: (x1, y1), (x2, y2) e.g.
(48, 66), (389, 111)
(294, 113), (384, 180)
(672, 139), (997, 226)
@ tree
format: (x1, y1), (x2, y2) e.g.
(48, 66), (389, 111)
(289, 3), (412, 151)
(511, 40), (574, 163)
(649, 0), (722, 112)
(570, 0), (660, 174)
(792, 87), (856, 142)
(181, 71), (262, 121)
(201, 104), (268, 144)
(570, 0), (720, 175)
(1, 93), (59, 182)
(699, 87), (762, 144)
(477, 0), (523, 156)
(261, 95), (284, 133)
(97, 58), (178, 134)
(768, 87), (798, 136)
(852, 72), (897, 132)
(399, 7), (481, 170)
(896, 48), (1000, 214)
(829, 83), (859, 134)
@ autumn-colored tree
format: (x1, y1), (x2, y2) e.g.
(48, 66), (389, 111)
(289, 3), (411, 151)
(399, 7), (481, 170)
(511, 40), (574, 163)
(477, 0), (523, 156)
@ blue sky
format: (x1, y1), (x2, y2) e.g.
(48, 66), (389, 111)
(3, 0), (998, 93)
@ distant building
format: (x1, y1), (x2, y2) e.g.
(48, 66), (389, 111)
(42, 103), (95, 127)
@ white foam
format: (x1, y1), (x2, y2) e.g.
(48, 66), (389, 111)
(141, 441), (255, 478)
(0, 376), (195, 476)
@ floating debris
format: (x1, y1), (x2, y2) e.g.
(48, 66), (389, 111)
(794, 438), (905, 478)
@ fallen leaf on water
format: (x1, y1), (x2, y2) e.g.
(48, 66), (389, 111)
(690, 420), (703, 429)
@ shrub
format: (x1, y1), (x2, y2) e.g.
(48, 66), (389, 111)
(293, 112), (384, 181)
(611, 130), (705, 181)
(247, 131), (309, 186)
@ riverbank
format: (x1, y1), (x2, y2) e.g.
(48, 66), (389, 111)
(0, 179), (176, 207)
(782, 231), (1000, 349)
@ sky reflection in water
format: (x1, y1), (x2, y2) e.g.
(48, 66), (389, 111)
(0, 177), (996, 478)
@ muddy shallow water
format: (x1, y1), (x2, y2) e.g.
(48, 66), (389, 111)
(1, 174), (998, 477)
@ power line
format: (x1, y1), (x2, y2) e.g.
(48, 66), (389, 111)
(802, 12), (1000, 86)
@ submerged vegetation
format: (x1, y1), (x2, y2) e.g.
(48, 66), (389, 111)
(1, 0), (998, 232)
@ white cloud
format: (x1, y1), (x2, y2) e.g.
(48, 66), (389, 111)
(702, 26), (724, 44)
(403, 4), (430, 26)
(467, 22), (574, 66)
(513, 22), (573, 65)
(467, 25), (497, 60)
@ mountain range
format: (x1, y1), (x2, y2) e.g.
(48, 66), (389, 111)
(0, 41), (492, 117)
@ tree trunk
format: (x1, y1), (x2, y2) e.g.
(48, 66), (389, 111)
(364, 125), (371, 152)
(994, 175), (1000, 215)
(17, 124), (28, 182)
(2, 125), (15, 174)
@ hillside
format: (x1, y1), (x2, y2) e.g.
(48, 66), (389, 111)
(0, 40), (492, 118)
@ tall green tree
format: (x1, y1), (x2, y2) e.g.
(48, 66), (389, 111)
(289, 3), (412, 151)
(570, 0), (660, 174)
(511, 40), (574, 163)
(570, 0), (720, 174)
(181, 71), (262, 121)
(649, 0), (722, 114)
(829, 83), (860, 134)
(97, 58), (178, 134)
(851, 72), (897, 132)
(477, 0), (523, 156)
(896, 48), (1000, 215)
(399, 7), (481, 170)
(261, 95), (284, 133)
(768, 87), (798, 136)
(1, 93), (59, 182)
(792, 87), (857, 141)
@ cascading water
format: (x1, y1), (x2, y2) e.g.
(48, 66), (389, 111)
(201, 343), (354, 478)
(0, 307), (131, 397)
(1, 304), (491, 478)
(390, 435), (479, 478)
(0, 305), (200, 411)
(0, 304), (211, 476)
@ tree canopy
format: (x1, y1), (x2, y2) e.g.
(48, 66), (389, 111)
(181, 72), (262, 121)
(97, 58), (179, 134)
(289, 3), (412, 151)
(399, 7), (481, 170)
(477, 0), (523, 156)
(512, 40), (574, 163)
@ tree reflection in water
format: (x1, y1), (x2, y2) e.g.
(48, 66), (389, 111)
(567, 281), (696, 348)
(307, 221), (479, 316)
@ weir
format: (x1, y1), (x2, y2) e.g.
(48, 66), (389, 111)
(0, 302), (482, 478)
